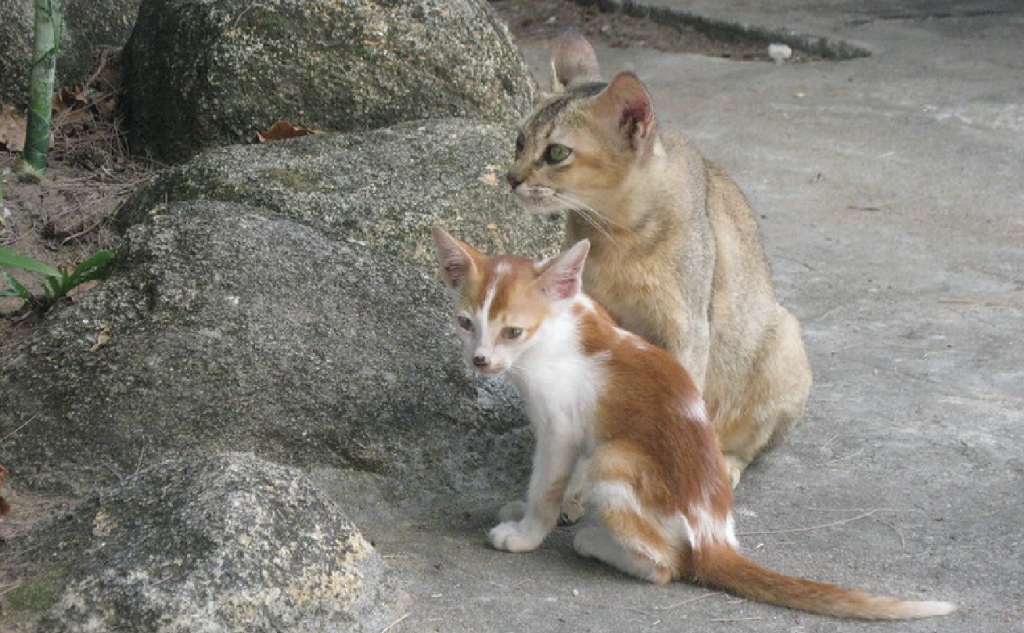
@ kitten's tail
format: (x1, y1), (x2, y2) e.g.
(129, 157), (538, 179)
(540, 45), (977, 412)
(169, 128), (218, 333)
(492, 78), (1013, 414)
(691, 543), (956, 620)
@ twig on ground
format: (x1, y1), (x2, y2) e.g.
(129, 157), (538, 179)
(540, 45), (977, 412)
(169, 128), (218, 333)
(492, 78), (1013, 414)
(0, 581), (22, 597)
(738, 509), (880, 537)
(814, 447), (864, 467)
(1, 416), (38, 444)
(710, 616), (763, 623)
(938, 298), (1019, 309)
(574, 600), (654, 617)
(658, 591), (723, 611)
(872, 515), (907, 548)
(378, 613), (409, 633)
(132, 445), (147, 477)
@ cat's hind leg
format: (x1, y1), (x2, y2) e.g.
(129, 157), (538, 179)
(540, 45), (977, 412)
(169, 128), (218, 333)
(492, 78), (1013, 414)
(559, 455), (590, 525)
(715, 308), (811, 487)
(577, 444), (681, 582)
(573, 522), (673, 585)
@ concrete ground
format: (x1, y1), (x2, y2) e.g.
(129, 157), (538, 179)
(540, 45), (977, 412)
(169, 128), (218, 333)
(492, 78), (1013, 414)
(367, 2), (1023, 631)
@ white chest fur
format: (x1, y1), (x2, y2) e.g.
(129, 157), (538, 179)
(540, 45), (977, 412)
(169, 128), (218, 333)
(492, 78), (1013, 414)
(509, 306), (606, 447)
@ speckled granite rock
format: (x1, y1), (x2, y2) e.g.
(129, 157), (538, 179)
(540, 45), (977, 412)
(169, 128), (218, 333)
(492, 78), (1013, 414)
(0, 200), (531, 499)
(0, 452), (399, 632)
(116, 118), (563, 270)
(123, 0), (536, 162)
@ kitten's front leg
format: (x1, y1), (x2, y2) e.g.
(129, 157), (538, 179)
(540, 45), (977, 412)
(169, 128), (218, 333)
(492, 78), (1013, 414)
(499, 454), (588, 526)
(489, 429), (578, 553)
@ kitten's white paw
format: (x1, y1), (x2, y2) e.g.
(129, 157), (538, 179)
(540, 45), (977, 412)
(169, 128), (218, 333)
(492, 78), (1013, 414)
(499, 500), (527, 522)
(488, 521), (544, 553)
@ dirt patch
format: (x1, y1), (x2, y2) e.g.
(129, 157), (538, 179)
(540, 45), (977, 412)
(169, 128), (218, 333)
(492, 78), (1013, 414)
(0, 45), (146, 568)
(1, 47), (151, 361)
(491, 0), (824, 61)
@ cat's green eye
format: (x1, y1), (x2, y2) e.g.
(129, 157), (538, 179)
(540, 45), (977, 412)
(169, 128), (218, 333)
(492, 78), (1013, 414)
(544, 143), (572, 165)
(457, 316), (474, 332)
(515, 133), (525, 155)
(502, 327), (524, 340)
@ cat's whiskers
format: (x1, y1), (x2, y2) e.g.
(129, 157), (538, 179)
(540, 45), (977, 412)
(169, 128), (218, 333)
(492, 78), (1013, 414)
(554, 192), (621, 244)
(504, 363), (530, 381)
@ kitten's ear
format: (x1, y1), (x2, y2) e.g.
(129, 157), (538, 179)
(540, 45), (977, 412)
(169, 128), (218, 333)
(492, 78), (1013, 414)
(594, 72), (658, 152)
(551, 29), (601, 92)
(432, 226), (480, 290)
(538, 239), (590, 302)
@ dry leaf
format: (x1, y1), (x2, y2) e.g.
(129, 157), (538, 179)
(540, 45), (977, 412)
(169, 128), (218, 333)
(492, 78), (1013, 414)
(0, 105), (26, 152)
(87, 327), (114, 352)
(257, 120), (324, 142)
(95, 96), (118, 119)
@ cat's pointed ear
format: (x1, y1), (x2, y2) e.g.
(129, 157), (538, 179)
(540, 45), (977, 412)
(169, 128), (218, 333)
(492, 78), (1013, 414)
(594, 72), (658, 152)
(538, 239), (590, 302)
(551, 29), (601, 92)
(432, 226), (480, 290)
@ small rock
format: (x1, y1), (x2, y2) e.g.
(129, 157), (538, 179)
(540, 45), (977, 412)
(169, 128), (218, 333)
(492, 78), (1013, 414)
(769, 43), (793, 64)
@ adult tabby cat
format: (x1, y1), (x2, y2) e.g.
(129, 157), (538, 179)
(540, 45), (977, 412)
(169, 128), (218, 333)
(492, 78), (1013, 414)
(506, 30), (812, 486)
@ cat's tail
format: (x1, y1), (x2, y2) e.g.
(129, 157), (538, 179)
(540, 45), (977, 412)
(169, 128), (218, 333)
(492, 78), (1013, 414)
(690, 543), (956, 620)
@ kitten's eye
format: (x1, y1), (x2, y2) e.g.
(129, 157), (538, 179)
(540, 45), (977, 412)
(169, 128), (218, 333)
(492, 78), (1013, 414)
(515, 133), (525, 156)
(544, 143), (572, 165)
(502, 327), (524, 340)
(457, 316), (474, 332)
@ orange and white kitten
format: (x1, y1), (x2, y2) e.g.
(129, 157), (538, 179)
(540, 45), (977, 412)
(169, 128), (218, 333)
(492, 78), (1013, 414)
(507, 31), (813, 487)
(432, 226), (954, 620)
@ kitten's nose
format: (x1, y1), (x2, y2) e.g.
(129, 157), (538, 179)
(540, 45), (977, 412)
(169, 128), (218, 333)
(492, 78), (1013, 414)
(505, 172), (523, 189)
(472, 355), (490, 368)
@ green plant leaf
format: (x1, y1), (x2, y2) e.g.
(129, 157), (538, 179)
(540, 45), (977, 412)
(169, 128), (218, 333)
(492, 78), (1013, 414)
(66, 251), (115, 286)
(44, 276), (60, 302)
(0, 247), (60, 277)
(2, 271), (32, 301)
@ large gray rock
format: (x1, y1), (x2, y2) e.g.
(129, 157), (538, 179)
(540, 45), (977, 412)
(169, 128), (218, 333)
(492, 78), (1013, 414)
(124, 0), (536, 163)
(0, 200), (531, 499)
(0, 0), (141, 104)
(117, 118), (563, 269)
(1, 452), (399, 633)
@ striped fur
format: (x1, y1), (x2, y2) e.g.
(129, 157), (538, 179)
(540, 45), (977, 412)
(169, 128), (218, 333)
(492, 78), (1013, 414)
(506, 30), (814, 488)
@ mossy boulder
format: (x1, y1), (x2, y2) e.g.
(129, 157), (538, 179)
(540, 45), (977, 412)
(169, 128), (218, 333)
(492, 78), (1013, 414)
(1, 453), (399, 633)
(123, 0), (537, 163)
(117, 118), (563, 270)
(0, 199), (533, 499)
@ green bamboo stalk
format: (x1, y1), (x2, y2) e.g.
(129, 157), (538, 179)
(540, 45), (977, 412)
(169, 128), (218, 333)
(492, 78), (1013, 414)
(21, 0), (64, 175)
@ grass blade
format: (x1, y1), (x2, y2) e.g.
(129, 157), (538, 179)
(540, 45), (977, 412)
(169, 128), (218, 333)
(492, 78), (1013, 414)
(0, 247), (60, 277)
(66, 251), (115, 286)
(2, 271), (31, 301)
